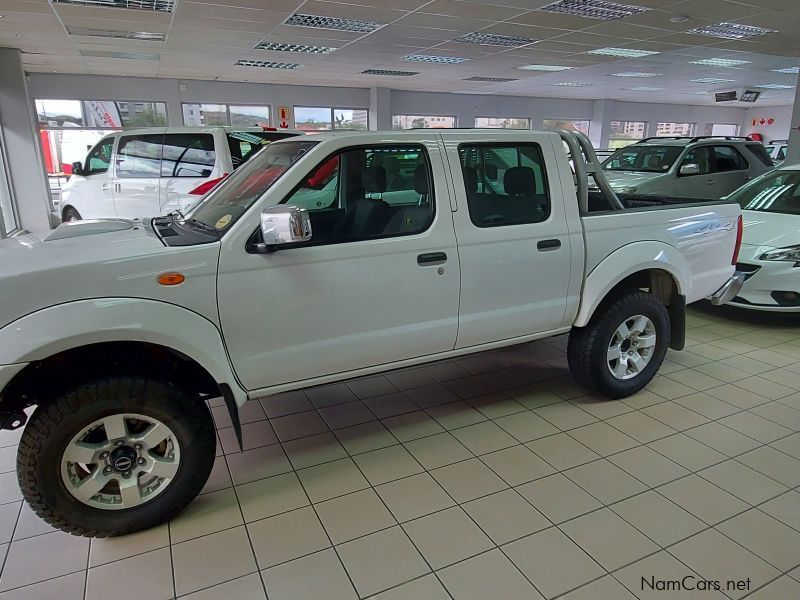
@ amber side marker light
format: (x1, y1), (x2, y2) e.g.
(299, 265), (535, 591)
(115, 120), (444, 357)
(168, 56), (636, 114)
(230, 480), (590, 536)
(158, 273), (185, 286)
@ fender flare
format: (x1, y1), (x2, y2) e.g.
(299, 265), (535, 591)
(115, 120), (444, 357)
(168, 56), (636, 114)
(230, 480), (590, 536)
(575, 241), (689, 327)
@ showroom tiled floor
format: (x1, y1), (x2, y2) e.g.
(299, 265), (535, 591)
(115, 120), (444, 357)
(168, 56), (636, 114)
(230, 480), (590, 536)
(1, 303), (800, 599)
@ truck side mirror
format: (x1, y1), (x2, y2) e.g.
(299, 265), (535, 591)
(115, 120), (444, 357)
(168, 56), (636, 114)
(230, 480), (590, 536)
(249, 205), (312, 254)
(71, 161), (84, 176)
(679, 164), (700, 176)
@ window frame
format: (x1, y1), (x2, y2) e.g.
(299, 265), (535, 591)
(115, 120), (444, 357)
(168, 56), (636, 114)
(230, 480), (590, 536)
(711, 145), (748, 173)
(457, 141), (552, 229)
(655, 122), (695, 137)
(608, 120), (649, 149)
(293, 106), (370, 131)
(181, 102), (272, 127)
(114, 133), (165, 179)
(84, 136), (116, 176)
(391, 114), (458, 130)
(36, 98), (168, 130)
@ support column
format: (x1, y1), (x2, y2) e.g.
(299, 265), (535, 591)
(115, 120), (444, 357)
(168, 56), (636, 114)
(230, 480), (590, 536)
(0, 48), (51, 232)
(589, 99), (613, 149)
(785, 77), (800, 164)
(369, 87), (392, 131)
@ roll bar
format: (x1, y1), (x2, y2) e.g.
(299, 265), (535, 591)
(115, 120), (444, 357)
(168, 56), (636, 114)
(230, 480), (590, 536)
(557, 129), (625, 213)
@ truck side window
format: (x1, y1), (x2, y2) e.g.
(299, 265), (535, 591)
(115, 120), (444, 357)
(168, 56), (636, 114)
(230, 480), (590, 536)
(679, 147), (712, 176)
(281, 144), (435, 245)
(85, 137), (114, 175)
(116, 134), (164, 178)
(161, 134), (216, 178)
(458, 143), (550, 228)
(712, 146), (747, 172)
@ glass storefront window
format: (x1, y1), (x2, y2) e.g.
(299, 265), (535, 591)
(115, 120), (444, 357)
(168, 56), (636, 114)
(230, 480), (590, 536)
(475, 117), (530, 129)
(182, 103), (270, 127)
(295, 107), (369, 131)
(656, 122), (695, 136)
(392, 115), (457, 129)
(542, 119), (591, 136)
(333, 109), (368, 130)
(705, 123), (740, 137)
(609, 120), (648, 149)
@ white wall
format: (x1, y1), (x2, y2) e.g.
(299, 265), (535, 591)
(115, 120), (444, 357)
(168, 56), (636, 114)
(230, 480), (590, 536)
(741, 105), (793, 142)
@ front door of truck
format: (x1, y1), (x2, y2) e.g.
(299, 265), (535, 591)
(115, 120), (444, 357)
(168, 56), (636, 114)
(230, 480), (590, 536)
(443, 132), (574, 349)
(217, 137), (460, 391)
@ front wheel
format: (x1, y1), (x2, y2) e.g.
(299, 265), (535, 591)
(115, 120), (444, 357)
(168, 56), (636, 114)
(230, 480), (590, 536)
(567, 291), (670, 399)
(62, 206), (82, 222)
(17, 377), (216, 537)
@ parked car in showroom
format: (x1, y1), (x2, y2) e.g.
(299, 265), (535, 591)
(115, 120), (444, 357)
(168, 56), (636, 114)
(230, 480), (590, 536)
(57, 126), (300, 222)
(765, 139), (788, 165)
(601, 136), (773, 201)
(725, 166), (800, 311)
(0, 129), (742, 537)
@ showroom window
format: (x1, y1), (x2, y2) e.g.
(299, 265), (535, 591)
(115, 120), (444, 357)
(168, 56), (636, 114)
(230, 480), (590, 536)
(704, 123), (740, 137)
(392, 115), (457, 130)
(608, 120), (648, 149)
(656, 122), (695, 136)
(474, 117), (530, 129)
(181, 103), (271, 127)
(542, 119), (591, 136)
(294, 107), (369, 131)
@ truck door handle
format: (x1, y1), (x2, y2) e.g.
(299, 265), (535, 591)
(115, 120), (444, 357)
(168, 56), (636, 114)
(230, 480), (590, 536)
(102, 183), (111, 192)
(537, 239), (561, 251)
(417, 252), (447, 266)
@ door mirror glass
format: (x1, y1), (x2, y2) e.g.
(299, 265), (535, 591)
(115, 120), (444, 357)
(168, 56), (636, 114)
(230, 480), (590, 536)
(70, 161), (84, 176)
(254, 205), (312, 252)
(679, 163), (700, 176)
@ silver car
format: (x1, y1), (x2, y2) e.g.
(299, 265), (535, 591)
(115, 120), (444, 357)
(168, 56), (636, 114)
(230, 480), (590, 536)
(602, 136), (773, 201)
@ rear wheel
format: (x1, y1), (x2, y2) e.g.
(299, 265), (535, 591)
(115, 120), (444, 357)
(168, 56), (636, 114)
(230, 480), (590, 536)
(568, 291), (669, 399)
(17, 377), (216, 537)
(62, 207), (82, 222)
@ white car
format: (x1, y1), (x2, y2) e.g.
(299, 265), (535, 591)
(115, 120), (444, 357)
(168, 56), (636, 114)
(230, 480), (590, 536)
(0, 129), (741, 537)
(765, 140), (787, 165)
(726, 166), (800, 311)
(58, 126), (300, 222)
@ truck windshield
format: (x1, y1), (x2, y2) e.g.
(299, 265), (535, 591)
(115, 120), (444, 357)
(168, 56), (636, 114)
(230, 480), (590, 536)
(187, 140), (317, 232)
(729, 170), (800, 215)
(603, 145), (682, 173)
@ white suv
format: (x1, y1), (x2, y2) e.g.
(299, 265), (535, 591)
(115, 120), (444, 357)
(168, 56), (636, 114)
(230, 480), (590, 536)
(58, 127), (300, 222)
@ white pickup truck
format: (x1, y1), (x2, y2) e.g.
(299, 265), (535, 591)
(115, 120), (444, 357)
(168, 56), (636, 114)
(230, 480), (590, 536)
(0, 130), (743, 537)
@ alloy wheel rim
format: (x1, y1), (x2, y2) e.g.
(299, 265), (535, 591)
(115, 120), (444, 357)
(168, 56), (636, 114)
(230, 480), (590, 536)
(60, 413), (181, 510)
(606, 314), (657, 380)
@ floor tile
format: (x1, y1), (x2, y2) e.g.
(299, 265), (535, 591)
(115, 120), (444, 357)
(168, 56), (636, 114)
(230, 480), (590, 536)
(0, 473), (21, 505)
(171, 526), (257, 597)
(225, 444), (292, 486)
(347, 375), (398, 400)
(403, 507), (493, 569)
(262, 548), (357, 600)
(614, 552), (716, 600)
(247, 506), (330, 569)
(260, 391), (312, 419)
(657, 475), (749, 525)
(404, 433), (473, 470)
(305, 383), (358, 408)
(480, 445), (554, 486)
(218, 420), (277, 455)
(337, 526), (429, 598)
(568, 422), (639, 456)
(12, 502), (54, 540)
(282, 432), (348, 470)
(748, 575), (800, 599)
(684, 422), (761, 457)
(646, 376), (696, 399)
(297, 458), (370, 503)
(404, 384), (460, 409)
(560, 508), (659, 571)
(85, 547), (173, 600)
(370, 574), (450, 600)
(759, 490), (800, 531)
(451, 421), (517, 455)
(362, 391), (418, 419)
(699, 460), (788, 505)
(525, 433), (600, 471)
(0, 531), (89, 591)
(0, 448), (14, 475)
(752, 401), (800, 429)
(563, 459), (648, 504)
(609, 445), (689, 487)
(179, 573), (265, 600)
(560, 575), (637, 600)
(641, 401), (709, 430)
(735, 376), (795, 401)
(570, 394), (634, 419)
(516, 474), (602, 524)
(0, 571), (85, 600)
(430, 458), (507, 503)
(375, 473), (455, 523)
(89, 524), (169, 567)
(770, 432), (800, 460)
(705, 384), (770, 410)
(511, 387), (563, 410)
(315, 489), (395, 544)
(318, 400), (376, 430)
(438, 549), (544, 600)
(463, 489), (550, 545)
(270, 410), (329, 442)
(0, 503), (19, 545)
(736, 446), (800, 487)
(385, 367), (437, 390)
(719, 412), (793, 444)
(468, 393), (527, 419)
(426, 401), (487, 430)
(494, 411), (559, 443)
(647, 433), (726, 471)
(170, 487), (243, 544)
(381, 411), (445, 442)
(353, 445), (423, 486)
(672, 392), (740, 420)
(236, 473), (309, 523)
(334, 421), (398, 456)
(611, 490), (706, 546)
(606, 411), (677, 443)
(504, 526), (604, 598)
(201, 455), (232, 495)
(716, 509), (800, 570)
(533, 402), (597, 430)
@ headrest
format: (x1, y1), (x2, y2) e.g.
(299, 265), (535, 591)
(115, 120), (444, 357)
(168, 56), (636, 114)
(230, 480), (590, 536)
(363, 165), (387, 193)
(462, 167), (478, 193)
(414, 164), (429, 195)
(504, 166), (535, 196)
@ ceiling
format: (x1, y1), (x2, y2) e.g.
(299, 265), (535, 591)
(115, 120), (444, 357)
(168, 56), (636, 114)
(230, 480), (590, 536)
(2, 0), (800, 106)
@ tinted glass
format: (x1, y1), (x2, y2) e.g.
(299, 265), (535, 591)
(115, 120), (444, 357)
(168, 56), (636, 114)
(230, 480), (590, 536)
(679, 146), (713, 175)
(604, 146), (682, 173)
(747, 143), (774, 167)
(459, 144), (550, 228)
(712, 146), (747, 172)
(116, 134), (163, 178)
(161, 134), (216, 178)
(226, 131), (298, 167)
(729, 170), (800, 215)
(85, 137), (114, 174)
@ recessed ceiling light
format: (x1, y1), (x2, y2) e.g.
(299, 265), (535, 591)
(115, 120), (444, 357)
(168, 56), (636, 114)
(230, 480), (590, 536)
(628, 86), (663, 91)
(464, 76), (519, 82)
(552, 81), (596, 87)
(453, 32), (536, 47)
(402, 54), (468, 64)
(756, 83), (795, 89)
(362, 69), (418, 76)
(611, 71), (661, 77)
(236, 59), (302, 69)
(52, 0), (175, 13)
(79, 50), (160, 60)
(539, 0), (649, 21)
(772, 66), (800, 74)
(518, 64), (574, 71)
(690, 58), (751, 67)
(67, 27), (166, 41)
(689, 22), (776, 40)
(586, 47), (659, 57)
(690, 77), (736, 84)
(688, 91), (709, 95)
(254, 42), (336, 54)
(284, 13), (384, 33)
(15, 33), (23, 37)
(670, 15), (689, 23)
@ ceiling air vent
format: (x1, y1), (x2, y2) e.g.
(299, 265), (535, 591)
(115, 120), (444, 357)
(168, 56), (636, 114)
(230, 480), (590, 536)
(552, 81), (596, 87)
(67, 26), (165, 41)
(539, 0), (649, 21)
(236, 60), (303, 69)
(402, 54), (468, 64)
(52, 0), (175, 13)
(690, 58), (751, 67)
(361, 69), (419, 76)
(586, 47), (658, 57)
(691, 77), (736, 84)
(254, 42), (336, 54)
(688, 22), (776, 40)
(464, 76), (518, 82)
(284, 13), (384, 33)
(453, 32), (535, 47)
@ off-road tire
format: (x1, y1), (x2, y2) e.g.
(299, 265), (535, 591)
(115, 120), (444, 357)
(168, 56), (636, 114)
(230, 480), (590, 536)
(62, 206), (82, 222)
(17, 377), (216, 537)
(567, 291), (670, 399)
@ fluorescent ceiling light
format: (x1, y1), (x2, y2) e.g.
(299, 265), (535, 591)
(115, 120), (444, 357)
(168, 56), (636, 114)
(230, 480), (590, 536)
(254, 42), (336, 54)
(688, 22), (776, 40)
(67, 27), (166, 41)
(690, 58), (750, 67)
(552, 81), (595, 87)
(453, 32), (535, 47)
(772, 67), (800, 74)
(628, 86), (663, 91)
(518, 64), (573, 71)
(52, 0), (174, 12)
(362, 69), (418, 76)
(688, 91), (709, 95)
(539, 0), (649, 21)
(611, 72), (661, 78)
(236, 59), (303, 69)
(284, 13), (384, 33)
(587, 47), (659, 57)
(756, 83), (795, 89)
(79, 50), (160, 60)
(464, 76), (518, 82)
(402, 54), (468, 64)
(690, 77), (736, 84)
